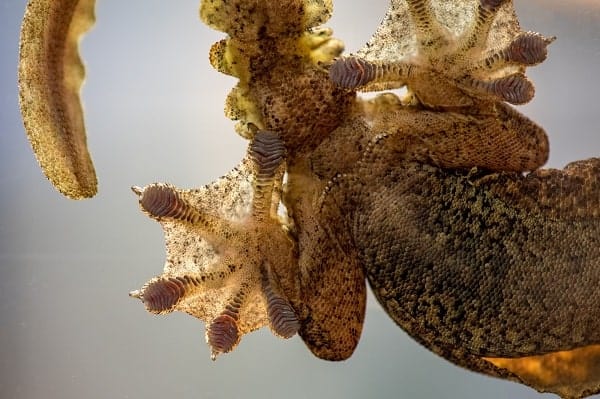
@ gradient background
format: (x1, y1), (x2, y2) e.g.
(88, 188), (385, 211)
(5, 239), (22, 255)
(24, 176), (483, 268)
(1, 1), (600, 398)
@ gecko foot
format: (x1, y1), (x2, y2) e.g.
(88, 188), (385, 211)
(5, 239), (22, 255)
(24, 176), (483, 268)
(330, 0), (554, 107)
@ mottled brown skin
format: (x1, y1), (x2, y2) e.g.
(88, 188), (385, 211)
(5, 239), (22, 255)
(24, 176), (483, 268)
(17, 0), (600, 397)
(329, 151), (600, 397)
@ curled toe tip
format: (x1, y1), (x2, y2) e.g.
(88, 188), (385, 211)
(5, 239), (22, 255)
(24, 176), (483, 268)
(471, 74), (534, 105)
(329, 57), (374, 90)
(328, 58), (348, 87)
(249, 131), (286, 176)
(466, 73), (535, 105)
(207, 314), (240, 357)
(141, 277), (187, 313)
(501, 75), (535, 104)
(508, 32), (556, 66)
(272, 313), (300, 339)
(138, 184), (195, 222)
(267, 296), (300, 338)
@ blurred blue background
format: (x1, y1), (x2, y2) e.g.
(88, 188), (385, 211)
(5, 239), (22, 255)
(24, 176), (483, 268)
(1, 1), (599, 398)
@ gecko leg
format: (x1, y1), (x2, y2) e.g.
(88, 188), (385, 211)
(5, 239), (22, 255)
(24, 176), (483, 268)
(130, 131), (299, 358)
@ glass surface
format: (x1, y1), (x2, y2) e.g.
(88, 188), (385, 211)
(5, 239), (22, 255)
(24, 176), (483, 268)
(1, 1), (599, 398)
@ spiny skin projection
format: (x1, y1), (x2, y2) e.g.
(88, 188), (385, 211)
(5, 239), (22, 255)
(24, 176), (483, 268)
(15, 0), (600, 398)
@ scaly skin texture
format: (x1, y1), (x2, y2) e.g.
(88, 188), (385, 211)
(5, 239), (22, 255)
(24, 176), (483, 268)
(19, 0), (97, 199)
(17, 0), (600, 397)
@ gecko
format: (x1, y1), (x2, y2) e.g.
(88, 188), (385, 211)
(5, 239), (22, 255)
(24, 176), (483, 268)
(17, 0), (600, 397)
